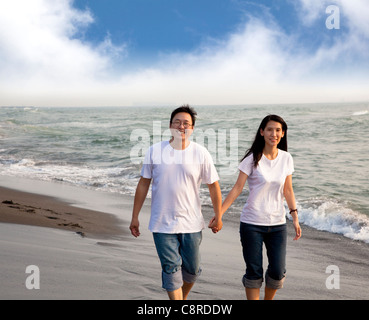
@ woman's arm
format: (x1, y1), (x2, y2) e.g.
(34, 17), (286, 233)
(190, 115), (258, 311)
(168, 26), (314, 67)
(208, 171), (248, 233)
(284, 175), (301, 240)
(222, 171), (248, 215)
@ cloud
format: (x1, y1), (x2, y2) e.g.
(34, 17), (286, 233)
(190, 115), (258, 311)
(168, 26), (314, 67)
(296, 0), (329, 26)
(297, 0), (369, 38)
(0, 0), (125, 105)
(108, 2), (369, 106)
(291, 0), (369, 78)
(0, 0), (368, 106)
(111, 18), (294, 105)
(0, 0), (101, 80)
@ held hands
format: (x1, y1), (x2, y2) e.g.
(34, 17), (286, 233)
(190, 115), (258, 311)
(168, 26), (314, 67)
(130, 216), (226, 236)
(208, 217), (223, 234)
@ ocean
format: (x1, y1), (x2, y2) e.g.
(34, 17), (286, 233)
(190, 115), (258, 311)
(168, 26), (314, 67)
(1, 103), (368, 243)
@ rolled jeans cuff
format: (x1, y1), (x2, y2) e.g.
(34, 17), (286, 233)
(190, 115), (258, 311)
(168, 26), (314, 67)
(162, 268), (202, 292)
(162, 270), (183, 292)
(242, 275), (263, 289)
(265, 272), (285, 290)
(183, 267), (202, 284)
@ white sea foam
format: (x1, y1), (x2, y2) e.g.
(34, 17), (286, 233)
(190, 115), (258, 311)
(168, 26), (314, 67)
(289, 199), (369, 243)
(1, 104), (369, 243)
(352, 110), (368, 116)
(0, 157), (140, 197)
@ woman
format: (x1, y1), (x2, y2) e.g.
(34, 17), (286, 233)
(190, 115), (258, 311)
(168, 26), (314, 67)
(210, 114), (301, 300)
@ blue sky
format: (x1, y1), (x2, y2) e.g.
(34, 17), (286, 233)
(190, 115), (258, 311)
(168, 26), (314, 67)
(0, 0), (368, 106)
(72, 0), (337, 66)
(75, 0), (247, 55)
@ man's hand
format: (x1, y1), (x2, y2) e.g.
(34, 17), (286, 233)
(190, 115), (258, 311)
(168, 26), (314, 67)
(129, 218), (140, 237)
(129, 177), (151, 238)
(208, 216), (223, 234)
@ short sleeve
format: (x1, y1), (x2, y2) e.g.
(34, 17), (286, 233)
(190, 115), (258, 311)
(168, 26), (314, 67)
(140, 147), (153, 179)
(201, 148), (219, 184)
(238, 154), (254, 176)
(286, 153), (294, 176)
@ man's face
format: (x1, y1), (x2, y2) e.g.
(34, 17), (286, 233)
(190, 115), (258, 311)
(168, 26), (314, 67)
(170, 112), (194, 141)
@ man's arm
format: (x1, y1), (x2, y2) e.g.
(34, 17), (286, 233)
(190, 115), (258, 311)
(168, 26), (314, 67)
(207, 181), (223, 233)
(129, 177), (151, 237)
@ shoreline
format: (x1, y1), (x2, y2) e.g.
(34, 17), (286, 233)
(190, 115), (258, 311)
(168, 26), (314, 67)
(1, 177), (369, 299)
(0, 186), (125, 239)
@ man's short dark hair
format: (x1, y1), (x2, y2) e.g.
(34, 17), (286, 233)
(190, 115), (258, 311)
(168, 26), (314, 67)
(170, 104), (197, 126)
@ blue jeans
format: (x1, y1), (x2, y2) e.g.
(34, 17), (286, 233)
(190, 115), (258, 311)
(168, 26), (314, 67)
(153, 232), (202, 292)
(240, 222), (287, 290)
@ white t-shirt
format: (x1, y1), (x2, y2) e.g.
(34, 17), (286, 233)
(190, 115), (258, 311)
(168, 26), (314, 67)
(238, 149), (294, 226)
(141, 140), (219, 233)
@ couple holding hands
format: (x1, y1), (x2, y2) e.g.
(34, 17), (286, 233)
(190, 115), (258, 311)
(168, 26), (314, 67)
(130, 105), (301, 300)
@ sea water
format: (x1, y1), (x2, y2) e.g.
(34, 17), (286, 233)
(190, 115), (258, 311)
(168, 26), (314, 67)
(0, 103), (368, 242)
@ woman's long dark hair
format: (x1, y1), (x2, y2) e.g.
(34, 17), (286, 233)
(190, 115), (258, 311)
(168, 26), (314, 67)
(241, 115), (288, 167)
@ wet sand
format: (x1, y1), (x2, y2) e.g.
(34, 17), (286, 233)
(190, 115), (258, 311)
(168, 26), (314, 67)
(1, 178), (369, 300)
(0, 186), (124, 238)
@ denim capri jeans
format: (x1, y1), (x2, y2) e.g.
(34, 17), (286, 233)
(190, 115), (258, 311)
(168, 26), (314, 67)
(240, 222), (287, 290)
(153, 232), (202, 292)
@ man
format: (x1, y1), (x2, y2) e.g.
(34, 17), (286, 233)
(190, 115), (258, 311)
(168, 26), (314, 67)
(129, 105), (223, 300)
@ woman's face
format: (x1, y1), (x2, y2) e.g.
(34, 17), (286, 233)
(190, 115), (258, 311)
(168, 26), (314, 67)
(260, 120), (285, 148)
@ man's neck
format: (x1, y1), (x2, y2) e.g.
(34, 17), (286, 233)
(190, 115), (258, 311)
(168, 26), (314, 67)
(169, 137), (190, 150)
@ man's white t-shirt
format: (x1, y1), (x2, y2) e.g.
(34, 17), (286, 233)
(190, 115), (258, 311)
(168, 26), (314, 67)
(238, 149), (294, 226)
(141, 140), (219, 233)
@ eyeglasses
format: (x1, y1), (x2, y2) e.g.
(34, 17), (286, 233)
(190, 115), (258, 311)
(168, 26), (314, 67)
(171, 120), (193, 128)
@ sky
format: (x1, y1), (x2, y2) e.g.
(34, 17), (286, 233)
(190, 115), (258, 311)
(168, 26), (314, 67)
(0, 0), (368, 107)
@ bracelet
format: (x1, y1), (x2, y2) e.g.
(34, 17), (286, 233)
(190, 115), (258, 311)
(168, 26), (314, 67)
(289, 209), (298, 215)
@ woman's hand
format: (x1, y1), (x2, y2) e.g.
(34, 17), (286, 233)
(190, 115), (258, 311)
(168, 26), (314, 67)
(293, 219), (301, 240)
(208, 216), (223, 233)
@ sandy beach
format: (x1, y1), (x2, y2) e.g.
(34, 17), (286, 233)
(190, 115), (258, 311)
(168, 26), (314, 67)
(1, 176), (369, 300)
(0, 186), (123, 239)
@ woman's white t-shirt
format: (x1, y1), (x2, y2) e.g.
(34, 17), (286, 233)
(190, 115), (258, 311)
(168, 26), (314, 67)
(238, 149), (294, 226)
(141, 140), (219, 233)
